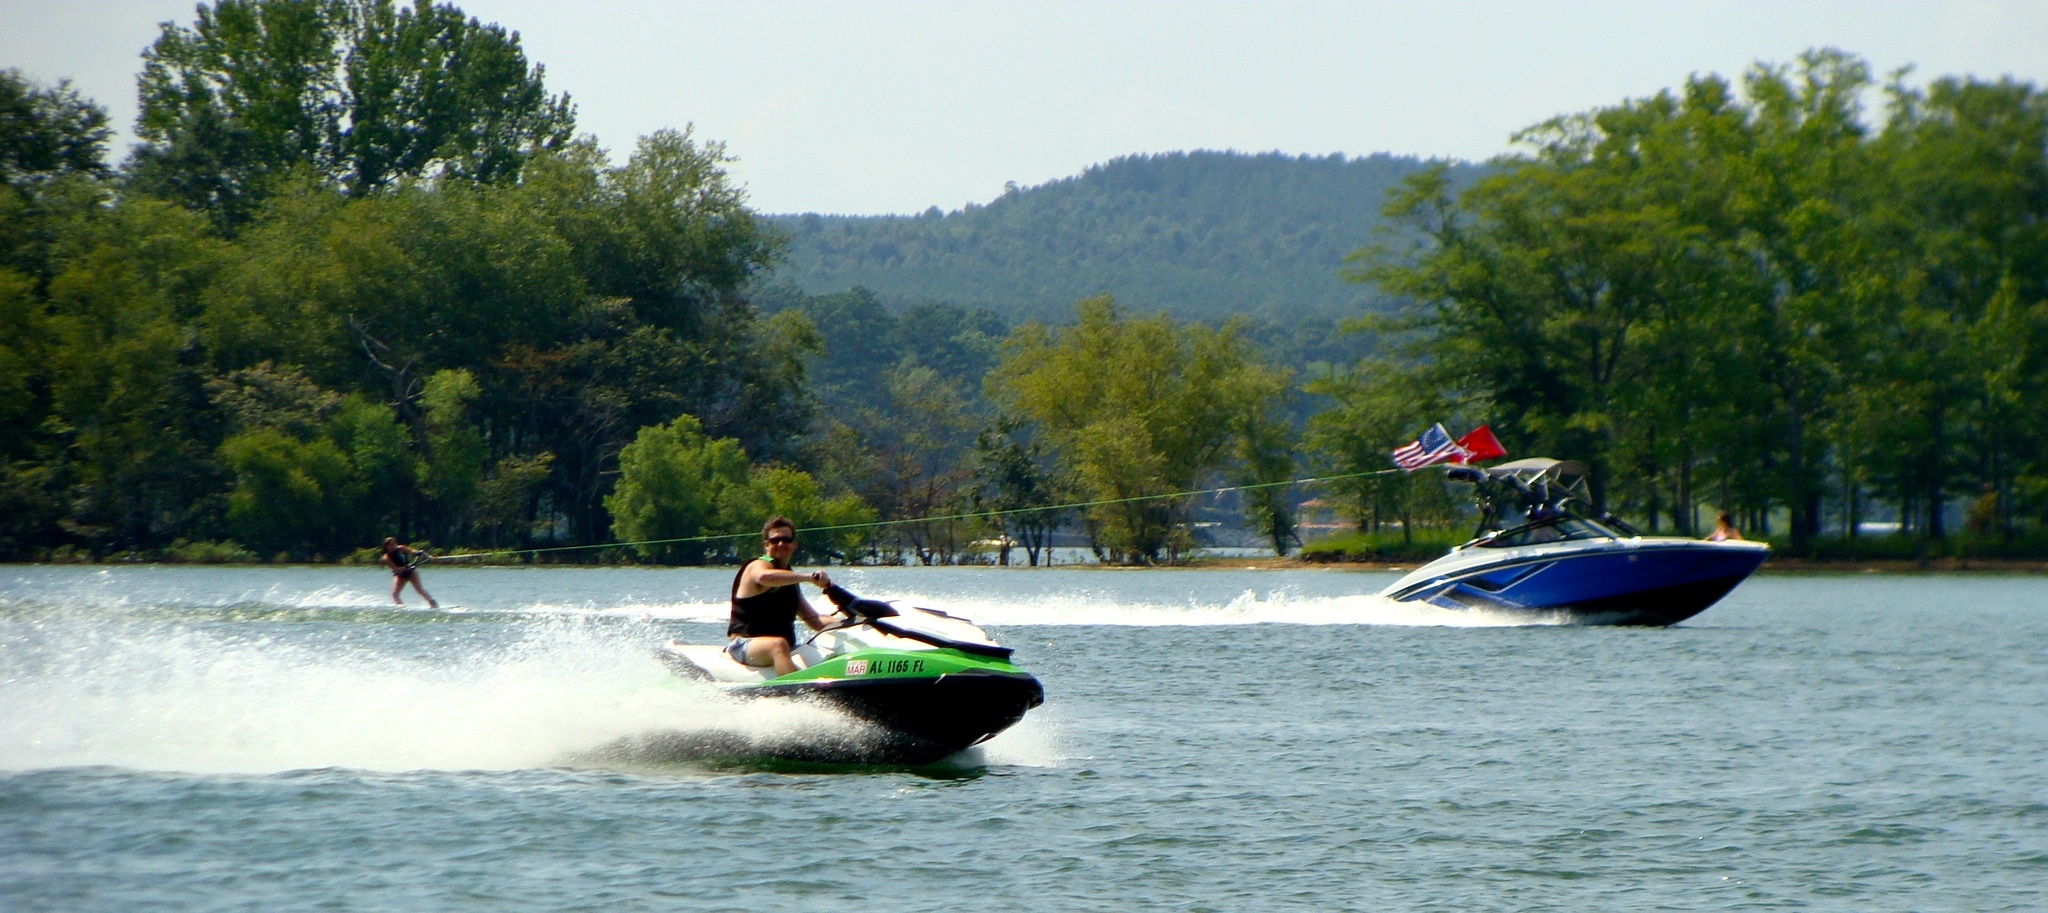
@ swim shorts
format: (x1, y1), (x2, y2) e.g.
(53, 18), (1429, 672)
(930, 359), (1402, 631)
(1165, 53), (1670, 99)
(725, 638), (762, 666)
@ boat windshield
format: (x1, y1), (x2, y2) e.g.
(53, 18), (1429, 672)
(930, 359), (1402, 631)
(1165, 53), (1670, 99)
(1473, 515), (1625, 548)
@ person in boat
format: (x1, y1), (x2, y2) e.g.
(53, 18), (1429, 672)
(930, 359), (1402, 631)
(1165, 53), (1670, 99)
(1518, 503), (1566, 542)
(728, 516), (837, 675)
(380, 536), (439, 608)
(1706, 512), (1743, 542)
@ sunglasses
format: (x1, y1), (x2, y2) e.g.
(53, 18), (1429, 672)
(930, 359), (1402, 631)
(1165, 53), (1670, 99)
(767, 535), (796, 545)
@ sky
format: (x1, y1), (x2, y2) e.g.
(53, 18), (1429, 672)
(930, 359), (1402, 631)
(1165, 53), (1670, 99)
(4, 0), (2046, 215)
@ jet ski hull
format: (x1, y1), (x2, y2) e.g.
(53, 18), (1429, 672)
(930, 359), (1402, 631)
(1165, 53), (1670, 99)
(745, 669), (1045, 764)
(657, 640), (1044, 765)
(1382, 540), (1769, 625)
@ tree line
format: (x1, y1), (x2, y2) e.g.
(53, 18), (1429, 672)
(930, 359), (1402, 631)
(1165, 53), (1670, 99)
(0, 0), (1294, 566)
(4, 5), (2044, 564)
(2, 1), (810, 562)
(1350, 50), (2048, 556)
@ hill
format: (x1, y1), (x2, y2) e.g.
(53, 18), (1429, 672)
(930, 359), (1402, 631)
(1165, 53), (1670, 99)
(760, 150), (1485, 323)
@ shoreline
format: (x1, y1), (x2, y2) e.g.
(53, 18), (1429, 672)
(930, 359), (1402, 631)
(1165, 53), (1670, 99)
(1183, 555), (2048, 574)
(8, 556), (2048, 574)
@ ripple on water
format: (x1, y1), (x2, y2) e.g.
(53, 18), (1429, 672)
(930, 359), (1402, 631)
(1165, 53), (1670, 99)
(4, 568), (2048, 911)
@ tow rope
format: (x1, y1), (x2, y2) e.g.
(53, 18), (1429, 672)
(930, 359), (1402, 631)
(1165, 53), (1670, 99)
(425, 466), (1413, 563)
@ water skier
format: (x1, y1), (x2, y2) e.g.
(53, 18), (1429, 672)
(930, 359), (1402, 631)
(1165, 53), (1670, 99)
(380, 537), (439, 608)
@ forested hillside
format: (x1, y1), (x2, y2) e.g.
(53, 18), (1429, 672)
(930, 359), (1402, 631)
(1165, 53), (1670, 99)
(765, 150), (1484, 322)
(6, 3), (2046, 567)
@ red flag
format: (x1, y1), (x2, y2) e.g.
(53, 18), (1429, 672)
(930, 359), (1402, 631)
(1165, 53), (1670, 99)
(1452, 425), (1506, 463)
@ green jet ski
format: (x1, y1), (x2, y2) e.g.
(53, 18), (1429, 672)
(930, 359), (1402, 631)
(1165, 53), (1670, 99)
(656, 585), (1044, 764)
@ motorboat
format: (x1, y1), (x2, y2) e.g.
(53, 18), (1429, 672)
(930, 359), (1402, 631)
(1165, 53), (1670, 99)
(654, 585), (1044, 764)
(1379, 458), (1768, 625)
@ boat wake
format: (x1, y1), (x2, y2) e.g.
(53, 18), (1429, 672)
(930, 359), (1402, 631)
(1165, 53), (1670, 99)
(544, 590), (1572, 629)
(0, 609), (1063, 775)
(867, 590), (1576, 629)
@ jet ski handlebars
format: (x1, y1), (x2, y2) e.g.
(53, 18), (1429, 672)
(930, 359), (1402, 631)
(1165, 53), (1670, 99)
(812, 584), (1015, 659)
(821, 583), (897, 624)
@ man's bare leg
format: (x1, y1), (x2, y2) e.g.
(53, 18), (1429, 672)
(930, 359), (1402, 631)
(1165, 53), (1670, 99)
(744, 637), (797, 675)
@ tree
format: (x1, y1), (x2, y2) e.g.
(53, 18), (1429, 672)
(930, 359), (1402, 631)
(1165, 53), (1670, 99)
(338, 0), (575, 193)
(1872, 75), (2048, 540)
(605, 415), (760, 564)
(499, 131), (798, 540)
(40, 199), (228, 553)
(207, 363), (412, 556)
(606, 415), (871, 565)
(219, 427), (361, 557)
(1233, 409), (1298, 556)
(1303, 358), (1460, 543)
(0, 69), (112, 189)
(1358, 51), (1891, 552)
(748, 465), (878, 562)
(971, 415), (1062, 566)
(1, 69), (115, 285)
(131, 0), (573, 230)
(0, 268), (61, 556)
(989, 295), (1289, 563)
(193, 130), (788, 549)
(870, 363), (982, 564)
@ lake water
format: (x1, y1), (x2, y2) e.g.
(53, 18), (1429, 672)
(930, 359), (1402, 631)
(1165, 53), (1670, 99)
(2, 564), (2044, 911)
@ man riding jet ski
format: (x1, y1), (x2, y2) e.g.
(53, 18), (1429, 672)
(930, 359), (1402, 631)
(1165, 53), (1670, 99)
(656, 516), (1042, 764)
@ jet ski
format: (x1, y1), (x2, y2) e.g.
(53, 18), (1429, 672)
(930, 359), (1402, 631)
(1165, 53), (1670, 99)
(655, 585), (1044, 764)
(1380, 458), (1769, 625)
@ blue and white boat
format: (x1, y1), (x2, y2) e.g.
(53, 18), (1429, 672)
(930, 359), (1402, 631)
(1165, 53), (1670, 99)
(1380, 458), (1768, 625)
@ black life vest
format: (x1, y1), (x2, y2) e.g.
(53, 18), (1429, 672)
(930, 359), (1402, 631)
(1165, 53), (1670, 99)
(728, 558), (801, 640)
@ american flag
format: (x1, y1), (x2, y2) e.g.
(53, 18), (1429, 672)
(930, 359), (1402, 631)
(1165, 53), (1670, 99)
(1391, 423), (1470, 470)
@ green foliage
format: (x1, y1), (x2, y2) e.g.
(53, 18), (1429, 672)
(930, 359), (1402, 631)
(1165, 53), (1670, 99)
(1234, 411), (1299, 556)
(1360, 50), (2048, 553)
(0, 267), (47, 457)
(761, 285), (1007, 415)
(327, 392), (412, 511)
(1, 69), (113, 281)
(40, 198), (228, 551)
(130, 0), (574, 230)
(220, 426), (363, 557)
(1, 56), (789, 559)
(12, 36), (2048, 563)
(160, 539), (260, 563)
(970, 415), (1062, 566)
(606, 415), (758, 564)
(1297, 527), (1467, 564)
(1303, 359), (1459, 540)
(989, 296), (1290, 563)
(417, 367), (485, 513)
(208, 366), (409, 558)
(0, 77), (199, 554)
(0, 69), (111, 186)
(197, 171), (585, 377)
(605, 415), (871, 564)
(183, 130), (788, 548)
(761, 285), (1007, 562)
(338, 0), (575, 192)
(770, 151), (1485, 322)
(747, 466), (878, 562)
